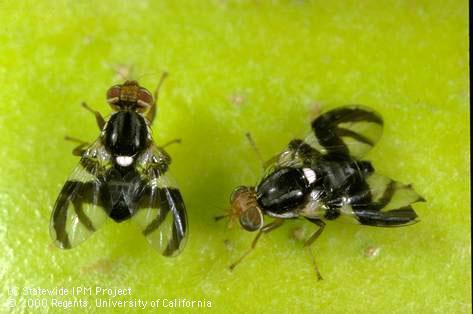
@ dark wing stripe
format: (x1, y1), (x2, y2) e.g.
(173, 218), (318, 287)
(312, 116), (349, 155)
(72, 200), (96, 232)
(336, 127), (375, 146)
(288, 139), (321, 155)
(70, 181), (101, 232)
(139, 186), (170, 236)
(163, 224), (181, 256)
(332, 107), (383, 124)
(406, 184), (427, 202)
(50, 141), (111, 250)
(52, 181), (79, 249)
(268, 106), (382, 176)
(135, 185), (187, 256)
(142, 205), (170, 236)
(53, 192), (72, 249)
(363, 180), (396, 212)
(51, 179), (104, 248)
(142, 214), (168, 236)
(162, 188), (187, 256)
(341, 180), (371, 206)
(345, 174), (423, 227)
(129, 145), (188, 256)
(355, 206), (418, 227)
(311, 106), (383, 157)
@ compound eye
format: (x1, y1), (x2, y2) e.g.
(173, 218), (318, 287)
(230, 186), (248, 203)
(239, 206), (263, 232)
(137, 88), (153, 109)
(106, 85), (121, 104)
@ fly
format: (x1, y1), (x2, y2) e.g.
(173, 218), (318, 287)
(220, 106), (425, 278)
(50, 73), (188, 256)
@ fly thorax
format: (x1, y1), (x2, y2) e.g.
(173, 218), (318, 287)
(103, 111), (149, 166)
(256, 167), (316, 214)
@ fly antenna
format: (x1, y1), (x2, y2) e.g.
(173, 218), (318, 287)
(245, 132), (265, 170)
(135, 71), (163, 81)
(214, 214), (229, 222)
(153, 72), (169, 104)
(110, 63), (134, 81)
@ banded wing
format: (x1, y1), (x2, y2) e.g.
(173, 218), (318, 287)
(50, 141), (111, 249)
(272, 106), (384, 171)
(328, 173), (425, 227)
(308, 106), (383, 158)
(132, 146), (188, 257)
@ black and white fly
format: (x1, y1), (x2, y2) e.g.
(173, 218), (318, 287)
(50, 74), (188, 256)
(221, 106), (425, 277)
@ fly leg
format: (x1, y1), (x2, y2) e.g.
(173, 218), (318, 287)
(146, 72), (169, 125)
(160, 138), (181, 149)
(64, 136), (90, 156)
(304, 218), (326, 280)
(63, 102), (104, 156)
(153, 138), (182, 166)
(229, 218), (284, 271)
(81, 102), (106, 130)
(148, 138), (181, 175)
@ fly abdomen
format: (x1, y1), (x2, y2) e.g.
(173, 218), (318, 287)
(316, 158), (372, 193)
(108, 198), (132, 222)
(101, 167), (144, 222)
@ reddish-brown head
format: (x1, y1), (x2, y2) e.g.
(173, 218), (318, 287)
(226, 186), (264, 232)
(106, 80), (153, 113)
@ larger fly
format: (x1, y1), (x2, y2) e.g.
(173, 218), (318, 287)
(50, 74), (188, 256)
(222, 106), (425, 278)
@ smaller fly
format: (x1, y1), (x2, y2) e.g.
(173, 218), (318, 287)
(50, 74), (188, 256)
(220, 106), (425, 278)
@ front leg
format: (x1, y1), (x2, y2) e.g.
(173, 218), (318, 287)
(229, 218), (284, 271)
(82, 102), (106, 130)
(146, 72), (168, 125)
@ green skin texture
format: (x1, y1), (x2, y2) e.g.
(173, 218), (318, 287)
(0, 1), (470, 313)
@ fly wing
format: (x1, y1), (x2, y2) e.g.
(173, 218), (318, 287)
(265, 106), (383, 176)
(50, 141), (112, 249)
(132, 146), (188, 256)
(328, 173), (425, 227)
(306, 106), (384, 158)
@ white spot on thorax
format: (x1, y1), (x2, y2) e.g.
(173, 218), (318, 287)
(303, 168), (317, 184)
(116, 156), (134, 167)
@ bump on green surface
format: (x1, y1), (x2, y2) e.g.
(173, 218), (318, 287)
(0, 1), (470, 313)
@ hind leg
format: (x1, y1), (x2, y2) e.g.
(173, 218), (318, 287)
(305, 218), (326, 280)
